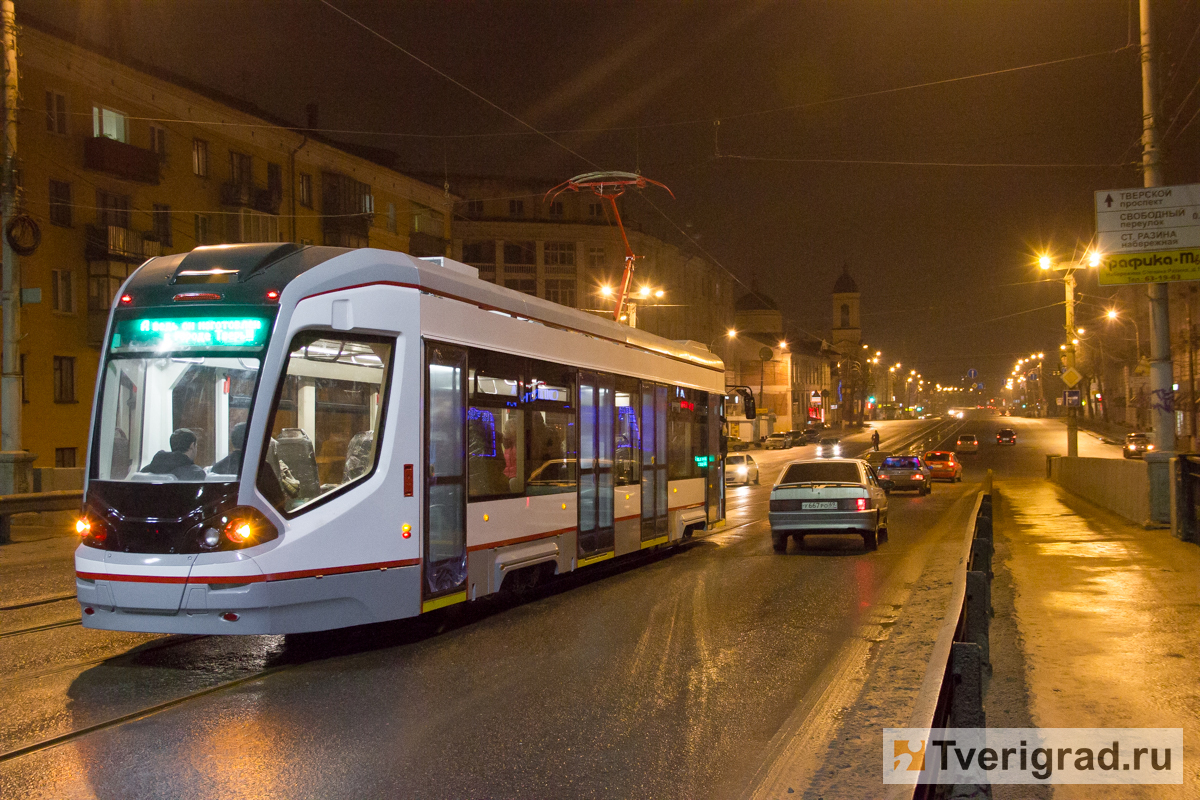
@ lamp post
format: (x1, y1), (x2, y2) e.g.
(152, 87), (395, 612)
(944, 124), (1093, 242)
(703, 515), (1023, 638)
(1039, 251), (1101, 456)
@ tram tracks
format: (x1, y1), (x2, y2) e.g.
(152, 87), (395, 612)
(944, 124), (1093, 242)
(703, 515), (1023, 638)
(0, 618), (80, 639)
(0, 592), (77, 611)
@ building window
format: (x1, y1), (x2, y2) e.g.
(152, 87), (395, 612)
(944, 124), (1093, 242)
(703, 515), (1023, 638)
(466, 199), (484, 218)
(149, 124), (167, 157)
(509, 199), (524, 217)
(548, 201), (564, 217)
(412, 204), (444, 237)
(588, 246), (605, 269)
(229, 151), (251, 185)
(588, 202), (603, 218)
(462, 240), (496, 265)
(51, 270), (74, 313)
(53, 356), (75, 403)
(227, 208), (280, 243)
(92, 105), (127, 143)
(298, 172), (312, 207)
(49, 180), (71, 227)
(840, 303), (850, 328)
(544, 280), (576, 308)
(192, 138), (209, 177)
(45, 91), (67, 135)
(503, 240), (536, 296)
(55, 447), (77, 468)
(152, 204), (172, 246)
(95, 189), (131, 229)
(267, 162), (282, 198)
(194, 214), (210, 245)
(386, 202), (397, 233)
(364, 193), (375, 224)
(544, 241), (576, 268)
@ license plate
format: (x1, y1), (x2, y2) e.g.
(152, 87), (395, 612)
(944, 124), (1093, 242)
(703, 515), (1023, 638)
(801, 501), (838, 510)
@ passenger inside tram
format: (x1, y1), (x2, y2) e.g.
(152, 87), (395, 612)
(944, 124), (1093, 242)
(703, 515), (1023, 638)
(141, 428), (206, 480)
(210, 422), (247, 475)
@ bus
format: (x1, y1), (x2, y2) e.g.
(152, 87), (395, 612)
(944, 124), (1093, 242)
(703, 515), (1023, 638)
(75, 243), (727, 634)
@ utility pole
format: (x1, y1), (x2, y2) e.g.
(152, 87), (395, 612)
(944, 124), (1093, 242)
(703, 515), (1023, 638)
(0, 0), (28, 497)
(1189, 287), (1196, 449)
(1065, 272), (1078, 456)
(1141, 0), (1174, 454)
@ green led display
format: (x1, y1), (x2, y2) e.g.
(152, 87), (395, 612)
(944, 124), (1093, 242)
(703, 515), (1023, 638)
(111, 317), (270, 352)
(694, 455), (710, 468)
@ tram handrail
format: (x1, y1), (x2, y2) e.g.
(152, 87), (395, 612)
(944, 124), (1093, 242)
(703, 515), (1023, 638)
(0, 490), (83, 544)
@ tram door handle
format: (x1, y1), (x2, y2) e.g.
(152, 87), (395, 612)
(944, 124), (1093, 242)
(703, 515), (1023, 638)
(404, 464), (414, 497)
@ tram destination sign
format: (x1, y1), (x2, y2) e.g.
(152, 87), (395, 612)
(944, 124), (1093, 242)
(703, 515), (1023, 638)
(1095, 183), (1200, 285)
(111, 316), (271, 352)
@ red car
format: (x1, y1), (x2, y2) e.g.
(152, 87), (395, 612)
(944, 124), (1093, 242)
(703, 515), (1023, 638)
(922, 450), (962, 482)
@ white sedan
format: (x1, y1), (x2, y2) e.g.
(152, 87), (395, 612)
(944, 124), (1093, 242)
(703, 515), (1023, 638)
(768, 458), (889, 552)
(725, 454), (760, 485)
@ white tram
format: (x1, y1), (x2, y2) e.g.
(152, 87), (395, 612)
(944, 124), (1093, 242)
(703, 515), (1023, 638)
(75, 244), (727, 634)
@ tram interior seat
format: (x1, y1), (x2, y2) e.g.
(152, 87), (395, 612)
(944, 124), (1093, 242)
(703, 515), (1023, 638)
(344, 431), (375, 481)
(275, 428), (322, 500)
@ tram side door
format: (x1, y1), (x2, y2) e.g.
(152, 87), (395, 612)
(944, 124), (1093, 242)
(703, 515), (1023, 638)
(706, 392), (724, 526)
(578, 371), (615, 560)
(423, 342), (468, 608)
(641, 382), (668, 542)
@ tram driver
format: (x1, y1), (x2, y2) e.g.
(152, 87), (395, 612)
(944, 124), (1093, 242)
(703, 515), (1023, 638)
(142, 428), (206, 481)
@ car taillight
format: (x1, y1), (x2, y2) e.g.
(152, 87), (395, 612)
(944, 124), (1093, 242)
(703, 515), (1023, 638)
(913, 473), (924, 480)
(856, 497), (868, 511)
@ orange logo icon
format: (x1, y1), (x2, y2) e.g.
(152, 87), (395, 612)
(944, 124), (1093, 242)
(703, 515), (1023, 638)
(893, 740), (926, 771)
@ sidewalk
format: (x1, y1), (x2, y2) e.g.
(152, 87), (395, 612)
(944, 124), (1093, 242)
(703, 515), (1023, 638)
(990, 479), (1200, 798)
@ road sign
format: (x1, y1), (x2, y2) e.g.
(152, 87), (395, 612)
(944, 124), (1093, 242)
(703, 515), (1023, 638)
(1098, 247), (1200, 285)
(1095, 183), (1200, 256)
(966, 368), (978, 379)
(1061, 366), (1083, 388)
(1063, 390), (1082, 408)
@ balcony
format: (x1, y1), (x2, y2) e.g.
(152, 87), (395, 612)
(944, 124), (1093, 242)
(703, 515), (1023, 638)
(322, 213), (371, 240)
(221, 182), (282, 215)
(86, 225), (155, 263)
(83, 136), (160, 184)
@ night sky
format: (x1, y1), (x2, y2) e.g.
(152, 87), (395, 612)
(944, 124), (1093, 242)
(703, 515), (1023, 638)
(27, 0), (1200, 390)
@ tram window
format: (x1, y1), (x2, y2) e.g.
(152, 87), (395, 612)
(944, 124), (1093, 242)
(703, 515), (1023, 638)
(469, 349), (523, 399)
(468, 406), (524, 497)
(614, 378), (640, 486)
(526, 409), (575, 495)
(256, 332), (392, 515)
(92, 355), (260, 482)
(668, 386), (697, 480)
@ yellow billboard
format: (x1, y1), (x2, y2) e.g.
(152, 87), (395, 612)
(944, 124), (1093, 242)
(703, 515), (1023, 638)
(1098, 248), (1200, 285)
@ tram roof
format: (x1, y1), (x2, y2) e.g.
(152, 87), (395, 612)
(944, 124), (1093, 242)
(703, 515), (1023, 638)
(125, 244), (725, 374)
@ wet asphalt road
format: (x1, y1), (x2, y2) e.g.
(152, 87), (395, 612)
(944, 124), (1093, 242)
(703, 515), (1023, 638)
(0, 415), (1050, 799)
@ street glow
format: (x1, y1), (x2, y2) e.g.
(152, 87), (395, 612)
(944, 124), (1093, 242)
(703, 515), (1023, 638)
(1107, 309), (1118, 320)
(637, 286), (650, 298)
(727, 328), (737, 338)
(654, 289), (664, 298)
(1039, 254), (1052, 270)
(600, 285), (613, 297)
(1088, 250), (1102, 267)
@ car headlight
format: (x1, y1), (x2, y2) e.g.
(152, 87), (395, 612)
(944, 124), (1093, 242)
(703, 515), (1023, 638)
(1147, 444), (1154, 450)
(816, 446), (823, 455)
(833, 446), (841, 455)
(736, 465), (748, 475)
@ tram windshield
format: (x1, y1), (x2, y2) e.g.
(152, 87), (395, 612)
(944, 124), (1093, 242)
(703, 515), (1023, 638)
(92, 314), (271, 482)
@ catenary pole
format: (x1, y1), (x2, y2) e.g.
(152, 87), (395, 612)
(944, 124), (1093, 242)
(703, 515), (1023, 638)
(1, 0), (20, 458)
(1141, 0), (1175, 453)
(1066, 273), (1078, 456)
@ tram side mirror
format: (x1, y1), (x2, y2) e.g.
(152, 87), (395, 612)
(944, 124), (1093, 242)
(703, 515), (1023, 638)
(738, 388), (757, 420)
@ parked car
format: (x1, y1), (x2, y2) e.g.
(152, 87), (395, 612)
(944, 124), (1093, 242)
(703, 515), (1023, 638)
(922, 450), (962, 482)
(876, 455), (933, 495)
(815, 437), (842, 458)
(996, 428), (1016, 445)
(764, 432), (792, 450)
(786, 430), (808, 447)
(1124, 432), (1153, 459)
(865, 450), (893, 469)
(955, 434), (979, 454)
(727, 435), (750, 452)
(725, 453), (760, 485)
(768, 458), (889, 551)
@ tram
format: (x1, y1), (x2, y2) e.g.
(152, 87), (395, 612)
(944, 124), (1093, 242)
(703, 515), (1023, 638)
(75, 243), (727, 634)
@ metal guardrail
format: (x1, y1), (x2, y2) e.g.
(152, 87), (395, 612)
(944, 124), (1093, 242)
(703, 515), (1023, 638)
(889, 470), (994, 800)
(0, 490), (82, 544)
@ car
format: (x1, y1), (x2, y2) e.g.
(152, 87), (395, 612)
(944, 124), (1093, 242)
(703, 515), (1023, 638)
(803, 428), (822, 443)
(876, 455), (933, 495)
(764, 432), (792, 450)
(727, 435), (750, 452)
(1124, 432), (1153, 459)
(996, 428), (1016, 445)
(786, 430), (808, 447)
(955, 434), (979, 454)
(768, 458), (889, 551)
(922, 450), (962, 482)
(725, 453), (760, 485)
(815, 437), (842, 458)
(865, 450), (893, 469)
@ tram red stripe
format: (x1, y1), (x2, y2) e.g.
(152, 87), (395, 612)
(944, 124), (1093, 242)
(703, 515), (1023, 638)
(614, 513), (640, 522)
(80, 558), (422, 586)
(669, 502), (706, 511)
(466, 526), (575, 553)
(301, 280), (723, 375)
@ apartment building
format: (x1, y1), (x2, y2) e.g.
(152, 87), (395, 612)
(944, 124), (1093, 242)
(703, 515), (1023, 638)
(12, 20), (451, 468)
(447, 176), (736, 347)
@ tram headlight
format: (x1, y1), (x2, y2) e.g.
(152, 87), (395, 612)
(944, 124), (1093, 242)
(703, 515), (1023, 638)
(193, 506), (278, 551)
(75, 516), (108, 547)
